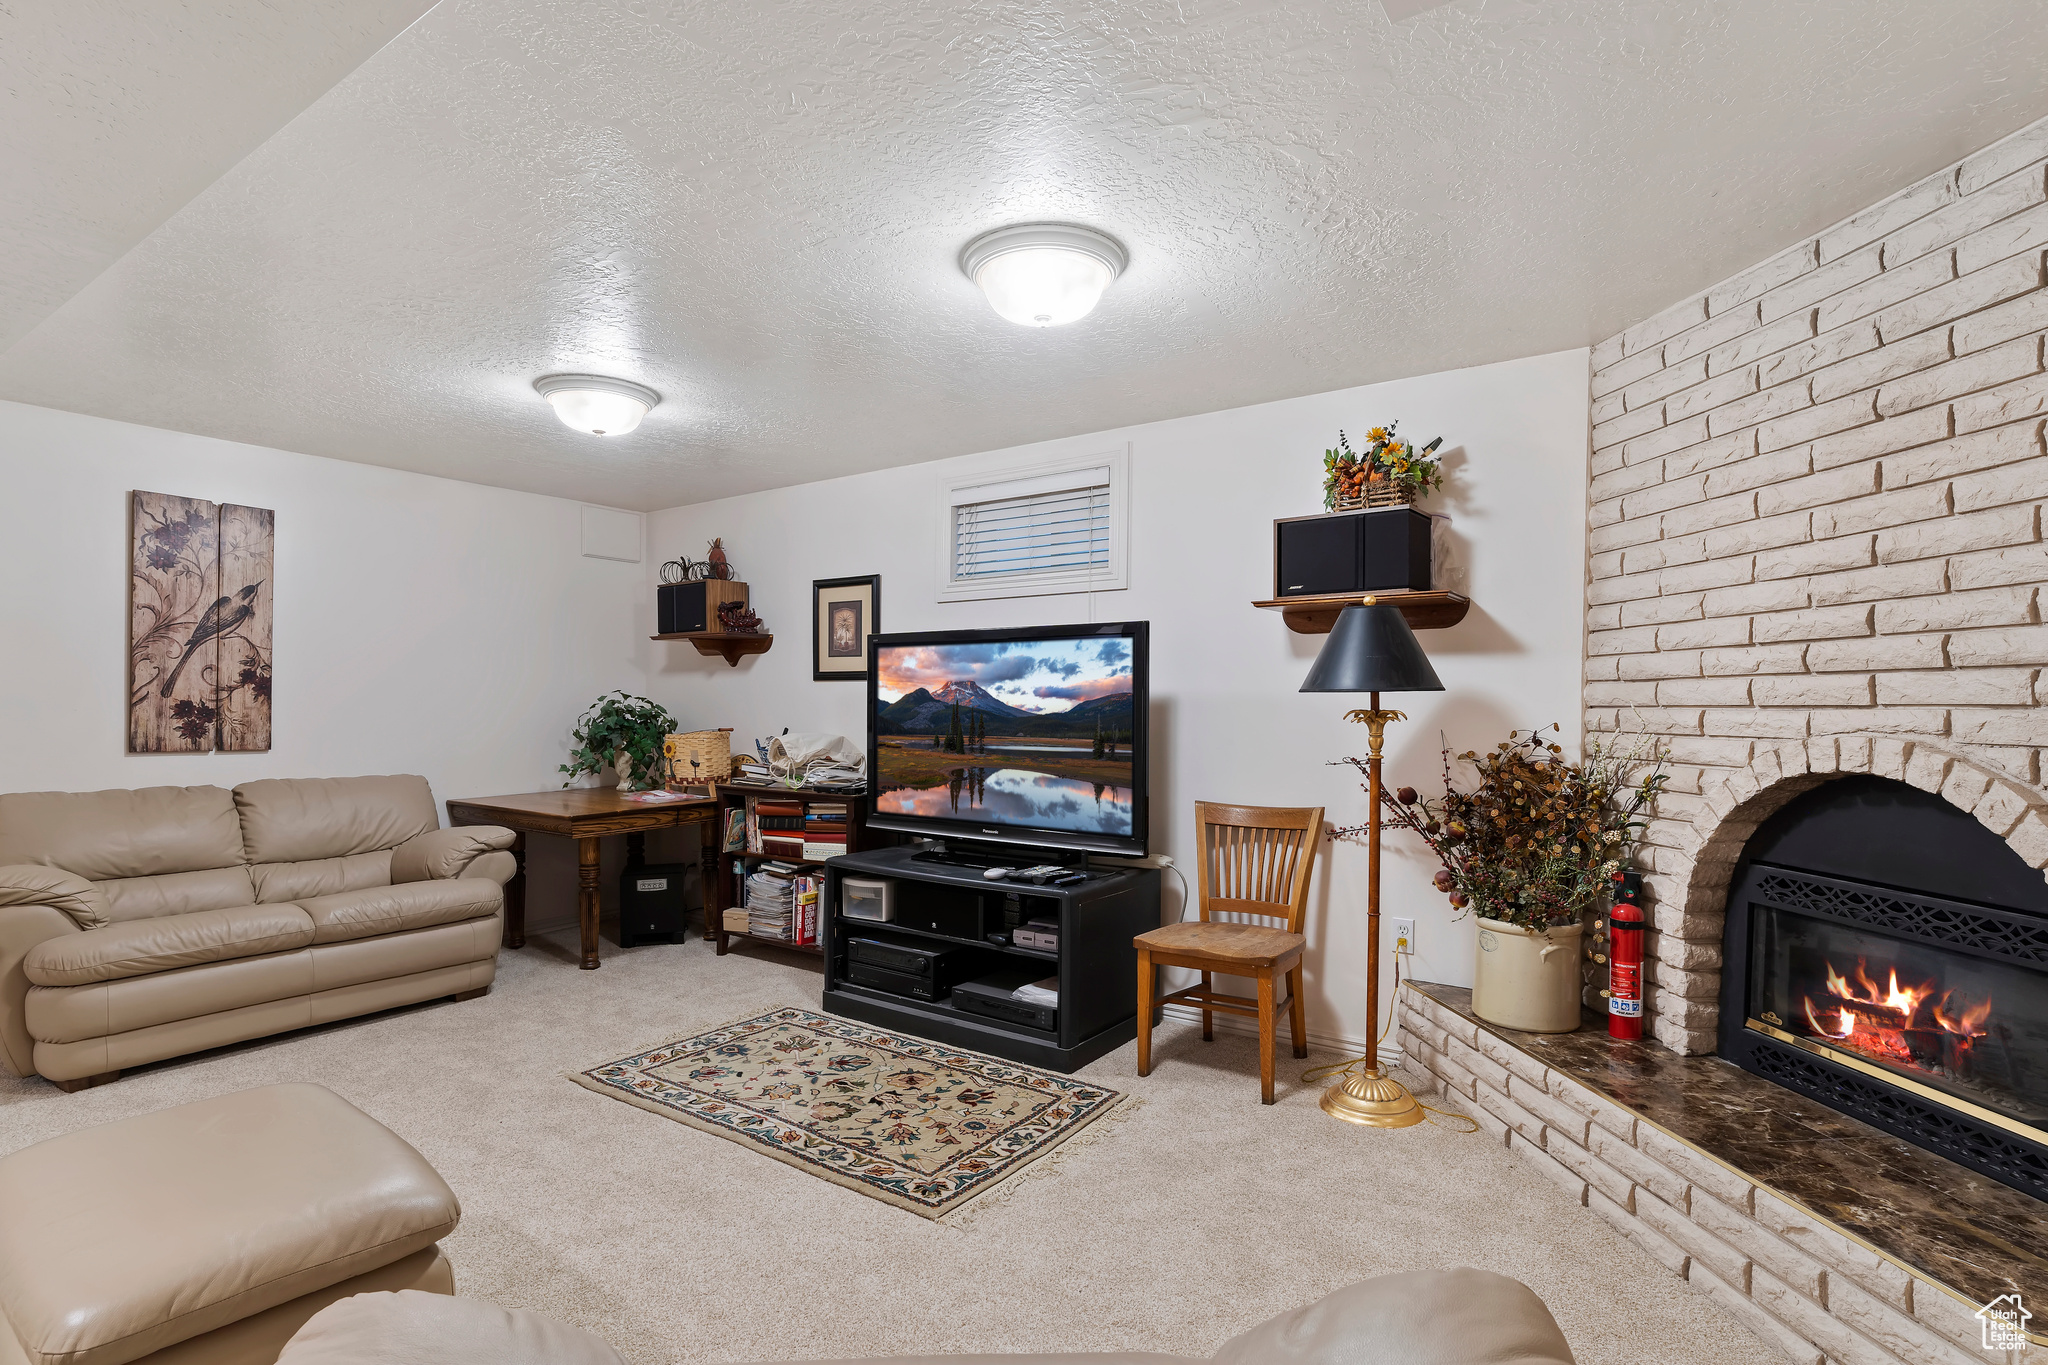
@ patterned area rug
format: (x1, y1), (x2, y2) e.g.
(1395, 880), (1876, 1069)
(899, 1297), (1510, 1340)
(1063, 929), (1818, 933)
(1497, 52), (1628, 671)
(571, 1007), (1125, 1218)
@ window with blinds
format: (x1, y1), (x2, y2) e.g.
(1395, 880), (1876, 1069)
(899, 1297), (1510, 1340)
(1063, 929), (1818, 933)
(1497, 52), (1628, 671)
(937, 452), (1128, 601)
(954, 480), (1109, 582)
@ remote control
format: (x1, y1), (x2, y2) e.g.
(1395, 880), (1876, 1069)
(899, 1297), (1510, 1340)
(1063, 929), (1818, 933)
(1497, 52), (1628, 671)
(981, 866), (1010, 880)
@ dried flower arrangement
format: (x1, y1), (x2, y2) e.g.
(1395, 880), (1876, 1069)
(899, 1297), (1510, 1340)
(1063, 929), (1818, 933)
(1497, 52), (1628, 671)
(1338, 724), (1668, 934)
(1322, 422), (1445, 510)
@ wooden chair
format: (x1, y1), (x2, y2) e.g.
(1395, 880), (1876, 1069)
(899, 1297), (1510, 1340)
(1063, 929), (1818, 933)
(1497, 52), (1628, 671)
(1135, 802), (1324, 1104)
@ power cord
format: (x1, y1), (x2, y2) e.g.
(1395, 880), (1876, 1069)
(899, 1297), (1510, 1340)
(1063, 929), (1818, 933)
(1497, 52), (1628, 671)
(1298, 952), (1480, 1132)
(1155, 855), (1191, 922)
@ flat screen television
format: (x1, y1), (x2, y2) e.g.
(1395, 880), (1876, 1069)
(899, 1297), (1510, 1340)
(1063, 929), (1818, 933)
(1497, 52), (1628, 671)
(867, 621), (1148, 857)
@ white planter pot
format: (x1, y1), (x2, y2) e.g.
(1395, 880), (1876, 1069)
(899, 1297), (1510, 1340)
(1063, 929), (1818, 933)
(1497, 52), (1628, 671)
(1471, 917), (1583, 1034)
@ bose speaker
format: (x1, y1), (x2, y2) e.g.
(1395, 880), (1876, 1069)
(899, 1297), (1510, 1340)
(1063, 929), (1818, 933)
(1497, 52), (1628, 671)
(1274, 508), (1433, 596)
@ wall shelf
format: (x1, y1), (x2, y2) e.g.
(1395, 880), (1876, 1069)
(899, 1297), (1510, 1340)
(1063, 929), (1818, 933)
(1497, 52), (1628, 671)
(1252, 589), (1470, 634)
(651, 631), (773, 666)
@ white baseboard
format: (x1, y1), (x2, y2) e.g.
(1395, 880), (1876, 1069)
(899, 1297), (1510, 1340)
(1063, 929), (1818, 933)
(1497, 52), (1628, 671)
(1155, 1002), (1403, 1065)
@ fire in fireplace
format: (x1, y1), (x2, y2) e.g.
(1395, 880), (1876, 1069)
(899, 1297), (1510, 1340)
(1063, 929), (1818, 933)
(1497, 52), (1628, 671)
(1720, 775), (2048, 1201)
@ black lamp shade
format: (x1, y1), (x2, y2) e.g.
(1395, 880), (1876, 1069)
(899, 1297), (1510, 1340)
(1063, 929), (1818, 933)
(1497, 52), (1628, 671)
(1299, 603), (1444, 694)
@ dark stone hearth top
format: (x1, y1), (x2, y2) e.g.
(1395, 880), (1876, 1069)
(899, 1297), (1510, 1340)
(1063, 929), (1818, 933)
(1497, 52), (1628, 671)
(1412, 981), (2046, 1313)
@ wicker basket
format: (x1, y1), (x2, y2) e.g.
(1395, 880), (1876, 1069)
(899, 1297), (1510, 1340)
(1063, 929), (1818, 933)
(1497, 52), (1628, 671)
(1332, 481), (1418, 512)
(664, 727), (733, 784)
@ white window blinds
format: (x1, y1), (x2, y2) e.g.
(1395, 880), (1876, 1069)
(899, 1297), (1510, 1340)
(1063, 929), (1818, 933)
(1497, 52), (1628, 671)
(952, 467), (1112, 583)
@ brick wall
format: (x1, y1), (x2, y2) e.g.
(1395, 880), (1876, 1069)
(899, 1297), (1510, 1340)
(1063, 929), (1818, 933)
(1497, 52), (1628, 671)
(1585, 115), (2048, 1053)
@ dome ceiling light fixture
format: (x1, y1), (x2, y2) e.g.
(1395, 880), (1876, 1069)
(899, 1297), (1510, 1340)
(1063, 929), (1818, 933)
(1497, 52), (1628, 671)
(533, 373), (661, 436)
(960, 222), (1128, 327)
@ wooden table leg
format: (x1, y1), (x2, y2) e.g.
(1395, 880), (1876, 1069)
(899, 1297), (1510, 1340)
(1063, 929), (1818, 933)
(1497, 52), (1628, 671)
(504, 832), (527, 949)
(578, 835), (602, 970)
(697, 815), (717, 944)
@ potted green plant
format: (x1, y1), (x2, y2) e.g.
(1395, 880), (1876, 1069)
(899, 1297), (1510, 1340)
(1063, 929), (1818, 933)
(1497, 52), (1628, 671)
(1360, 724), (1666, 1032)
(559, 691), (679, 792)
(1322, 422), (1445, 510)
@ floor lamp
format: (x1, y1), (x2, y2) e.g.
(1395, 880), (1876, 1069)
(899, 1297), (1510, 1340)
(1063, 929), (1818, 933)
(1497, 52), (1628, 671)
(1300, 597), (1444, 1127)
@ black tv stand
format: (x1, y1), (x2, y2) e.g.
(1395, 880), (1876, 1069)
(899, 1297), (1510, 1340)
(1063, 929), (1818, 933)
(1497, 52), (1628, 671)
(907, 842), (1087, 873)
(824, 845), (1159, 1071)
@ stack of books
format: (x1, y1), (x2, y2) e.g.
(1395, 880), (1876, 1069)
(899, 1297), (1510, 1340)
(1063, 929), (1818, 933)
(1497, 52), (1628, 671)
(751, 798), (806, 858)
(790, 872), (823, 945)
(802, 801), (850, 861)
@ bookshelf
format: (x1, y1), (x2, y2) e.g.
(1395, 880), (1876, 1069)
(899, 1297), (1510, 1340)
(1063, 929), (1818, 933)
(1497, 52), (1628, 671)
(708, 784), (876, 956)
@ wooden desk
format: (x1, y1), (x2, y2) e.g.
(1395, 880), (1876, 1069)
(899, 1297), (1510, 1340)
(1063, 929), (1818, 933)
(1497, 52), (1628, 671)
(445, 789), (719, 970)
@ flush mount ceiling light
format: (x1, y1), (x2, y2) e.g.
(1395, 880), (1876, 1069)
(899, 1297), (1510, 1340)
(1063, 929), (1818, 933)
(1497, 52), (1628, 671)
(960, 223), (1128, 327)
(533, 374), (660, 436)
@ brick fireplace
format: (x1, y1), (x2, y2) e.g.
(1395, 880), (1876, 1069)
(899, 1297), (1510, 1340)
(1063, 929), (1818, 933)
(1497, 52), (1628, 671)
(1390, 111), (2048, 1365)
(1582, 113), (2048, 1058)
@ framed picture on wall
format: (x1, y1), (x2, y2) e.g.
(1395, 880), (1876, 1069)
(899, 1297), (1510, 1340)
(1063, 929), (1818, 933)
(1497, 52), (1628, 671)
(812, 575), (880, 681)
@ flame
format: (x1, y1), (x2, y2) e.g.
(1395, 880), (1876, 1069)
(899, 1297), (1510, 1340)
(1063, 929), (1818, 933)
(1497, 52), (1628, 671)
(1802, 997), (1854, 1039)
(1797, 955), (1996, 1083)
(1933, 991), (1992, 1038)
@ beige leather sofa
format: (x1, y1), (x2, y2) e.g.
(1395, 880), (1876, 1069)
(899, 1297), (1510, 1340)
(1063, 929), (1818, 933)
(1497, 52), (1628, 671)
(278, 1269), (1578, 1365)
(0, 776), (514, 1089)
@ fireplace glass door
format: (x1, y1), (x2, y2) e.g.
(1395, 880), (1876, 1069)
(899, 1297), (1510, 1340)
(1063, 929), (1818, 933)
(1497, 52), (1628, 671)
(1746, 904), (2048, 1136)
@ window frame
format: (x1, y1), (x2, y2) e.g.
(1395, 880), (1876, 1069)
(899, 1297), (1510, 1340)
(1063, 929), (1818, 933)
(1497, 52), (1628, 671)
(933, 446), (1130, 602)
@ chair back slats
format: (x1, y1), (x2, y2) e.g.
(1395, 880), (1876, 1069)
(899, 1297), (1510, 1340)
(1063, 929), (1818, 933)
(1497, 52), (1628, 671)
(1194, 802), (1324, 934)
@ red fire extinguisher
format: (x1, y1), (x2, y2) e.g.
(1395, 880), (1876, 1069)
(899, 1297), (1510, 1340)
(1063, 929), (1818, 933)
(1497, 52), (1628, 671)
(1603, 870), (1646, 1040)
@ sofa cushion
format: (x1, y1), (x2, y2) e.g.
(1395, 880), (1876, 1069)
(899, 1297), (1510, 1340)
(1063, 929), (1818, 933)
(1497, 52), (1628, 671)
(22, 905), (315, 988)
(0, 786), (243, 883)
(234, 777), (439, 865)
(390, 826), (518, 884)
(0, 1083), (460, 1365)
(298, 880), (500, 945)
(251, 850), (396, 905)
(279, 1291), (625, 1365)
(90, 866), (258, 925)
(26, 949), (316, 1044)
(1210, 1268), (1575, 1365)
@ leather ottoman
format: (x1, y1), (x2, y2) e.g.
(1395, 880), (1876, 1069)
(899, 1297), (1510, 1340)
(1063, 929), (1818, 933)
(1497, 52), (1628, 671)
(0, 1084), (461, 1365)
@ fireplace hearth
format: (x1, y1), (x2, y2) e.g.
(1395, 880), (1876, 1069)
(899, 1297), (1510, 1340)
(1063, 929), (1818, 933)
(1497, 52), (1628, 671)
(1721, 774), (2048, 1202)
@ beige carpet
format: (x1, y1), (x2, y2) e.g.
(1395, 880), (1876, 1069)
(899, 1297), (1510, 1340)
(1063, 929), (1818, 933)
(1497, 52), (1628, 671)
(0, 930), (1780, 1365)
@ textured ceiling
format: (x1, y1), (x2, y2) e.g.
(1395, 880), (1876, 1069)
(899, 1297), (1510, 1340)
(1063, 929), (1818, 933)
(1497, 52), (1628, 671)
(0, 0), (438, 354)
(4, 0), (2048, 510)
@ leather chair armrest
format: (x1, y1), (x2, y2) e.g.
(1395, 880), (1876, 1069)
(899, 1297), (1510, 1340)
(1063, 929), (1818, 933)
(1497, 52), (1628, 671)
(0, 900), (86, 1077)
(0, 865), (104, 929)
(391, 827), (518, 884)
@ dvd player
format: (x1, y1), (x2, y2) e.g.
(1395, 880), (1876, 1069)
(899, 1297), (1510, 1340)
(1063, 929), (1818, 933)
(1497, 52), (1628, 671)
(847, 960), (952, 1001)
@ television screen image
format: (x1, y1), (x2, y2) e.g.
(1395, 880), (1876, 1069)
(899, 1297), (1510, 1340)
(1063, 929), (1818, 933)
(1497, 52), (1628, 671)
(872, 630), (1142, 846)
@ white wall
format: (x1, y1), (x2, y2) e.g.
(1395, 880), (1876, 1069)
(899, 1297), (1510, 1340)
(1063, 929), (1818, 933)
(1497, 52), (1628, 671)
(645, 349), (1592, 1046)
(0, 399), (658, 925)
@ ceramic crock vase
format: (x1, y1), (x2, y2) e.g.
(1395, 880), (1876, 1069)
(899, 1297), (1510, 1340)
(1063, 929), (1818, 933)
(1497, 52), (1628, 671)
(1471, 917), (1583, 1033)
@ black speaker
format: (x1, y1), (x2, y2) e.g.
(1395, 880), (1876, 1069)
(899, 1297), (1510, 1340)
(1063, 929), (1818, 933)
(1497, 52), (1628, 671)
(1275, 508), (1433, 596)
(657, 582), (709, 634)
(618, 862), (699, 948)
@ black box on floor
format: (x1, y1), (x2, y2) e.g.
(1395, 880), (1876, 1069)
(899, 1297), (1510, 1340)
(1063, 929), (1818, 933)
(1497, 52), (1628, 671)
(618, 862), (699, 948)
(954, 970), (1058, 1032)
(1274, 508), (1433, 596)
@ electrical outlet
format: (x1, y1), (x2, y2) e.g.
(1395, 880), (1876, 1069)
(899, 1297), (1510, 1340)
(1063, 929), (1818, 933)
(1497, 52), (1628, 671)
(1391, 918), (1416, 956)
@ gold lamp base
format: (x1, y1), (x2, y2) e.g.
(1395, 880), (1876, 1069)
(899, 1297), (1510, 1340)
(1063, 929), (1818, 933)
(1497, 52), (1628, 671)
(1319, 1067), (1425, 1128)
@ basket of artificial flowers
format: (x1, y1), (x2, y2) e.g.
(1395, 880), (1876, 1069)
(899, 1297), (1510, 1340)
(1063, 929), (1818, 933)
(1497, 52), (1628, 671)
(1322, 423), (1445, 510)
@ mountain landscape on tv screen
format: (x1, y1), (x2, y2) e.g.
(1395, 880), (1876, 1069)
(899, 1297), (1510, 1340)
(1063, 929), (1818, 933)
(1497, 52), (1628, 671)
(876, 681), (1133, 738)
